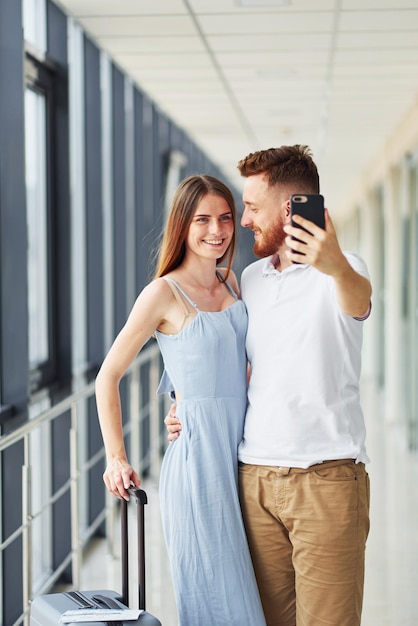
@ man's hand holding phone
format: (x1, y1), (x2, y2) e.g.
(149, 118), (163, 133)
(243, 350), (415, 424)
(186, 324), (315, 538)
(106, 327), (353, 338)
(287, 193), (325, 264)
(285, 209), (341, 273)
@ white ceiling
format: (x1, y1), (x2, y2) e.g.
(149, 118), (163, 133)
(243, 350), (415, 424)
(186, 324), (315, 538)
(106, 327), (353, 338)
(55, 0), (418, 215)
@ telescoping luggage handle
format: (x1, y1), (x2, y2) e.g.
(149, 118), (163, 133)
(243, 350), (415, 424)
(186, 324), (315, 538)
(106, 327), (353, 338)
(121, 487), (148, 611)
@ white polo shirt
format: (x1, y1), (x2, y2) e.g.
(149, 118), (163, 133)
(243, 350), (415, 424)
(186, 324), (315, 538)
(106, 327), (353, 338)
(238, 252), (370, 468)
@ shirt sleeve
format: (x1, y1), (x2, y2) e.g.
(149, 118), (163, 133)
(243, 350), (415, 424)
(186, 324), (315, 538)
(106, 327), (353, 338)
(343, 252), (372, 320)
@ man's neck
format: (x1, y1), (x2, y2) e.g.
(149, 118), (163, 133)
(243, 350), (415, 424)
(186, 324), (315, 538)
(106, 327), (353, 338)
(271, 246), (292, 271)
(271, 253), (281, 269)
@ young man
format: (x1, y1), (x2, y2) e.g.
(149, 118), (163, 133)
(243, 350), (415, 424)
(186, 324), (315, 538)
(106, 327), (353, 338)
(168, 145), (372, 626)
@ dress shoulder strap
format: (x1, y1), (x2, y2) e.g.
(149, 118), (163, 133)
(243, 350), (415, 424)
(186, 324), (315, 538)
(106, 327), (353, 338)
(163, 278), (189, 316)
(162, 278), (199, 335)
(163, 278), (199, 333)
(163, 277), (199, 310)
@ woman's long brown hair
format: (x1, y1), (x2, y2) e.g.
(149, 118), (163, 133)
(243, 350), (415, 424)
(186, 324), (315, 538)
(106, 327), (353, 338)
(153, 175), (237, 282)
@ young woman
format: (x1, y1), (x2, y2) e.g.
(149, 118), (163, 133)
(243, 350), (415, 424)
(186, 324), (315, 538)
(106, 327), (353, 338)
(95, 175), (266, 625)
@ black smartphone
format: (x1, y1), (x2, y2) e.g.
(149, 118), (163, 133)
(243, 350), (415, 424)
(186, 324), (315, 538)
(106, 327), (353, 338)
(290, 193), (325, 261)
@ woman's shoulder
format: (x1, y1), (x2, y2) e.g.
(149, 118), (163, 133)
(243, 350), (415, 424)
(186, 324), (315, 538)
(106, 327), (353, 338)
(135, 276), (176, 308)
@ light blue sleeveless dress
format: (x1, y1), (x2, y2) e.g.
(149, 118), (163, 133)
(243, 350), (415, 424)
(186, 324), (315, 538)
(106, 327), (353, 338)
(155, 278), (266, 626)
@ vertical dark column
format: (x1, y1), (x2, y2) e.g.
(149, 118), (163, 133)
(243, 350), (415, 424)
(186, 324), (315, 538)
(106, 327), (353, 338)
(48, 0), (71, 391)
(154, 111), (170, 237)
(84, 36), (106, 528)
(47, 0), (73, 581)
(139, 95), (155, 290)
(111, 65), (130, 456)
(112, 65), (127, 333)
(134, 88), (146, 292)
(0, 0), (28, 420)
(136, 96), (155, 471)
(0, 3), (27, 622)
(51, 411), (72, 579)
(85, 40), (103, 376)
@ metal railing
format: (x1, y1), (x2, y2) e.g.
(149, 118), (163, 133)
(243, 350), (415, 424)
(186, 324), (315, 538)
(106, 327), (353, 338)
(0, 342), (165, 626)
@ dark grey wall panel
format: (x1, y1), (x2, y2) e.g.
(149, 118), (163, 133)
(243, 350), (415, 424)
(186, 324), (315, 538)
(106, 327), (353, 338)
(134, 88), (147, 291)
(154, 111), (169, 228)
(112, 65), (127, 334)
(84, 37), (104, 375)
(138, 95), (156, 288)
(84, 37), (106, 528)
(111, 67), (130, 437)
(48, 0), (72, 391)
(2, 442), (24, 624)
(0, 1), (27, 619)
(51, 411), (71, 580)
(0, 0), (28, 422)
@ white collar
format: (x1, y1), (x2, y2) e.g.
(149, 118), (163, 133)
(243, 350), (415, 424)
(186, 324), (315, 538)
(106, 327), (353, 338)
(262, 256), (308, 277)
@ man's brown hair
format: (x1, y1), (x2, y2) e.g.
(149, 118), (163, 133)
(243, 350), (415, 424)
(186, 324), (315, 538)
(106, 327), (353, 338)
(237, 145), (320, 193)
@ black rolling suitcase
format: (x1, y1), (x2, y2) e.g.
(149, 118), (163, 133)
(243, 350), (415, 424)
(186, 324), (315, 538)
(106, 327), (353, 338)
(30, 488), (162, 625)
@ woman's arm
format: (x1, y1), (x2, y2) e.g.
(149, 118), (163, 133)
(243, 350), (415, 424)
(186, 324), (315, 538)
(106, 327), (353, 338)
(95, 279), (170, 500)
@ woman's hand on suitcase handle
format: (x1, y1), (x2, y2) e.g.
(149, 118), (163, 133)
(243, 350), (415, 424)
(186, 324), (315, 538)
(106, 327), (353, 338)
(165, 403), (182, 442)
(103, 457), (141, 501)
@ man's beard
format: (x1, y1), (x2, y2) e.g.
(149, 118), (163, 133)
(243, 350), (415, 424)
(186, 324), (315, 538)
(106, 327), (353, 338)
(253, 218), (286, 258)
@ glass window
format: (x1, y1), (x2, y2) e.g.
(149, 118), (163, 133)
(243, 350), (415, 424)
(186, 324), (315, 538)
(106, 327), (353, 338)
(400, 155), (418, 450)
(375, 186), (386, 389)
(25, 88), (49, 369)
(29, 399), (53, 592)
(163, 149), (187, 218)
(23, 0), (46, 52)
(409, 159), (418, 451)
(24, 54), (56, 392)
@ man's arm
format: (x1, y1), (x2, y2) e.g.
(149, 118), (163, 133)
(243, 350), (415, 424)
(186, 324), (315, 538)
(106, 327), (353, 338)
(331, 257), (371, 318)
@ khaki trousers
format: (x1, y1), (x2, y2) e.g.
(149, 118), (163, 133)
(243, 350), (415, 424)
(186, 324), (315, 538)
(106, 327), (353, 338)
(238, 459), (370, 626)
